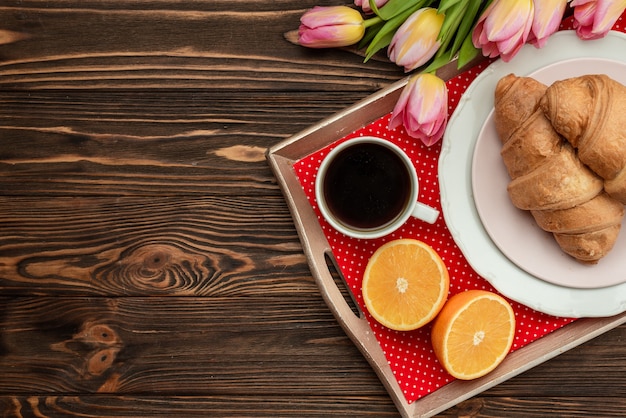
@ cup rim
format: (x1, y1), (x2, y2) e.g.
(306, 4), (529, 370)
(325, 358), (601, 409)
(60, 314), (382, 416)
(315, 136), (419, 239)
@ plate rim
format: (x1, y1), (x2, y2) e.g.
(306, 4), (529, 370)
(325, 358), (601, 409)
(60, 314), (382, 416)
(439, 30), (626, 318)
(471, 59), (626, 289)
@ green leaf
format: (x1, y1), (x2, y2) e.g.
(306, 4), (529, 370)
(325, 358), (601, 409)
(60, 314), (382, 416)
(363, 31), (396, 61)
(457, 31), (479, 69)
(448, 0), (482, 59)
(375, 0), (433, 21)
(358, 20), (385, 50)
(437, 0), (465, 14)
(421, 53), (453, 73)
(437, 3), (467, 48)
(368, 0), (383, 17)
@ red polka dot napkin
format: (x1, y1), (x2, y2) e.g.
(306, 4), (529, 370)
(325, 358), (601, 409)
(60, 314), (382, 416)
(293, 14), (625, 404)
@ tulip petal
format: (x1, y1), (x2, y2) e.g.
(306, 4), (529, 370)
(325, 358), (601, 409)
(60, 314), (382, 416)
(298, 6), (365, 48)
(472, 0), (534, 61)
(531, 0), (567, 47)
(573, 1), (596, 26)
(571, 0), (626, 40)
(301, 6), (363, 28)
(299, 24), (365, 48)
(388, 8), (444, 72)
(591, 0), (626, 36)
(483, 0), (533, 42)
(388, 74), (448, 146)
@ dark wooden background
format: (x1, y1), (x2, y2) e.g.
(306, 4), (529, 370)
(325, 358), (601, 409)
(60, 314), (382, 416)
(1, 1), (624, 416)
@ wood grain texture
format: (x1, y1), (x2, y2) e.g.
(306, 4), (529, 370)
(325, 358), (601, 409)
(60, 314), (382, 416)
(0, 196), (311, 295)
(1, 1), (625, 417)
(0, 90), (362, 196)
(1, 1), (400, 91)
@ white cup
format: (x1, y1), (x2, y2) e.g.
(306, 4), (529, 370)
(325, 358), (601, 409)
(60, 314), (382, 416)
(315, 136), (439, 239)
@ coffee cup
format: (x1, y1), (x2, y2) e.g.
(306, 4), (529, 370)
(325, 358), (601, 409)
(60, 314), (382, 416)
(315, 136), (439, 239)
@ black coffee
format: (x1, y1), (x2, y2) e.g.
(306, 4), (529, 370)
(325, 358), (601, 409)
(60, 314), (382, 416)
(322, 142), (411, 230)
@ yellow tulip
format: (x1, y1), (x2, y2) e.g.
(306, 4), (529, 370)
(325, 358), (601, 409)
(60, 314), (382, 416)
(388, 8), (444, 72)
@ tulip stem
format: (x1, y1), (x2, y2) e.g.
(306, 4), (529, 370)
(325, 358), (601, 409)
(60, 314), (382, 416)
(364, 16), (384, 29)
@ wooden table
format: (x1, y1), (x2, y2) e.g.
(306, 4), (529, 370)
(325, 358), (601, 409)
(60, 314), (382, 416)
(1, 2), (624, 416)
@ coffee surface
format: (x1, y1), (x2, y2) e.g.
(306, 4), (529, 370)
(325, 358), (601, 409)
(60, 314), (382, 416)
(323, 142), (411, 230)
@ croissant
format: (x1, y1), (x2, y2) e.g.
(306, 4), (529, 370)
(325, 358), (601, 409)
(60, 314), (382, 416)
(494, 74), (624, 264)
(540, 74), (626, 204)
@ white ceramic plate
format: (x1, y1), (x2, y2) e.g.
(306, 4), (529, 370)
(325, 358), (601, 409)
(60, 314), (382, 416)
(472, 58), (626, 289)
(439, 30), (626, 317)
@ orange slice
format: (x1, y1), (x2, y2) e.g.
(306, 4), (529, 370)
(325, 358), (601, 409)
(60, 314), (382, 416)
(362, 239), (449, 331)
(431, 289), (516, 380)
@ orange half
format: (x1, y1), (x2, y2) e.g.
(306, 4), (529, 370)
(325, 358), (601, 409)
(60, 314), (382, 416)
(362, 239), (449, 331)
(431, 290), (516, 380)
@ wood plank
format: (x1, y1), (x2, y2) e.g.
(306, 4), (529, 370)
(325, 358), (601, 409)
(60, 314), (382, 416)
(0, 196), (315, 295)
(4, 395), (626, 417)
(0, 296), (384, 395)
(3, 394), (625, 417)
(0, 92), (353, 197)
(1, 90), (363, 138)
(0, 296), (624, 416)
(0, 395), (400, 417)
(0, 3), (402, 92)
(1, 295), (624, 392)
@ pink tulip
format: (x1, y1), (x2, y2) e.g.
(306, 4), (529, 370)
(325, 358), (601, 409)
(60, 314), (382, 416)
(388, 8), (444, 72)
(529, 0), (568, 48)
(571, 0), (626, 40)
(472, 0), (534, 62)
(354, 0), (389, 14)
(389, 73), (448, 146)
(298, 6), (365, 48)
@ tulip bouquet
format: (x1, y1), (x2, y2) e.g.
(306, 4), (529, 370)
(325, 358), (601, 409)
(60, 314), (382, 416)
(297, 0), (626, 146)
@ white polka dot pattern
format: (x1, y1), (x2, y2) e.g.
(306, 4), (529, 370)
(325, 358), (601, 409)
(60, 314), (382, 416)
(291, 15), (624, 404)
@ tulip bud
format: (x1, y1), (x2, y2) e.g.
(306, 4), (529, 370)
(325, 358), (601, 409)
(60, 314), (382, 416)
(388, 8), (445, 72)
(571, 0), (626, 40)
(529, 0), (567, 48)
(389, 73), (448, 146)
(298, 6), (365, 48)
(472, 0), (534, 62)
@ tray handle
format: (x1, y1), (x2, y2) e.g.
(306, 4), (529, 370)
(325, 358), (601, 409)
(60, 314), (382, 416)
(305, 227), (409, 415)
